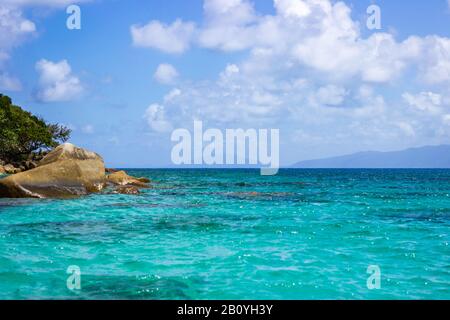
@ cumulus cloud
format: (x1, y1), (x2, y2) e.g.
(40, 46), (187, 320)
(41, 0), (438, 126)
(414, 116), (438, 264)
(443, 114), (450, 125)
(144, 103), (173, 133)
(313, 85), (348, 107)
(274, 0), (311, 17)
(132, 0), (450, 86)
(81, 124), (94, 134)
(35, 59), (84, 102)
(402, 92), (443, 115)
(131, 19), (195, 54)
(197, 0), (259, 51)
(396, 121), (416, 137)
(418, 36), (450, 84)
(163, 88), (181, 103)
(0, 73), (22, 91)
(0, 1), (92, 53)
(137, 0), (450, 152)
(220, 64), (239, 79)
(153, 63), (179, 84)
(0, 6), (36, 76)
(0, 0), (93, 91)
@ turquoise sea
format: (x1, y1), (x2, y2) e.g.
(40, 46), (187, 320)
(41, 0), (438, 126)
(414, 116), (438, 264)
(0, 169), (449, 300)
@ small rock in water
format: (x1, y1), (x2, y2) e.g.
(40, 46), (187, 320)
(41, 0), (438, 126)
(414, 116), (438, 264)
(114, 186), (140, 195)
(136, 177), (151, 183)
(107, 170), (150, 187)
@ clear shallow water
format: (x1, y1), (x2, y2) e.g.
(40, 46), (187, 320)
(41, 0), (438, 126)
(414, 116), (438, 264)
(0, 169), (449, 300)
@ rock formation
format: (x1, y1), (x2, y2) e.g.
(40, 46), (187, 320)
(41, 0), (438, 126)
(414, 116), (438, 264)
(106, 170), (150, 188)
(0, 143), (151, 198)
(0, 143), (105, 198)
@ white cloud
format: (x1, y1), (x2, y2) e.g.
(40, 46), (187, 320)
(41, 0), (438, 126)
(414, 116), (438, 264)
(417, 36), (450, 84)
(0, 1), (91, 54)
(442, 114), (450, 125)
(131, 19), (195, 54)
(81, 124), (94, 134)
(396, 122), (416, 137)
(0, 1), (93, 91)
(221, 64), (239, 78)
(197, 0), (259, 51)
(132, 0), (450, 87)
(0, 6), (36, 59)
(313, 85), (347, 107)
(144, 103), (173, 133)
(136, 0), (450, 154)
(154, 63), (179, 85)
(35, 59), (84, 102)
(0, 73), (22, 91)
(274, 0), (311, 18)
(164, 88), (181, 103)
(402, 91), (442, 114)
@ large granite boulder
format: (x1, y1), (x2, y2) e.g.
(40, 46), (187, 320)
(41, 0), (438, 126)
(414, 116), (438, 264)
(0, 143), (105, 198)
(38, 143), (101, 166)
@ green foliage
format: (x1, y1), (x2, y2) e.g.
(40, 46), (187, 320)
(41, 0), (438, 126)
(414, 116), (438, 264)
(0, 94), (71, 162)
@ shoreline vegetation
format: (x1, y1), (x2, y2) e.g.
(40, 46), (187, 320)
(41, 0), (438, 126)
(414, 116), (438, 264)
(0, 94), (70, 174)
(0, 94), (150, 198)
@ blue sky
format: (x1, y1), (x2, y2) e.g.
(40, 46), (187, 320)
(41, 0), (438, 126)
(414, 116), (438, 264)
(1, 0), (450, 167)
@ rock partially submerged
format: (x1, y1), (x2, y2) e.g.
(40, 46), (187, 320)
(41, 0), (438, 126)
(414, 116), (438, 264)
(113, 185), (141, 195)
(107, 170), (150, 188)
(0, 143), (105, 198)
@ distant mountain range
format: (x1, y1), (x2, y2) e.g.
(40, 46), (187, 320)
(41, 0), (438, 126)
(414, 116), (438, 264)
(292, 145), (450, 168)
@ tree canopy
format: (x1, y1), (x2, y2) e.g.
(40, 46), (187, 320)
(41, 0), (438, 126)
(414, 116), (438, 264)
(0, 94), (71, 162)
